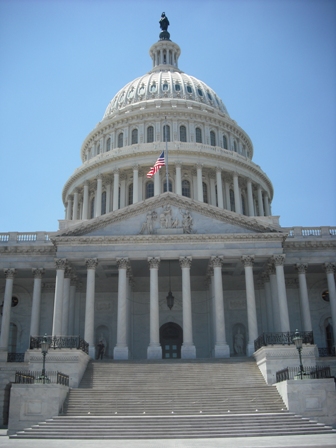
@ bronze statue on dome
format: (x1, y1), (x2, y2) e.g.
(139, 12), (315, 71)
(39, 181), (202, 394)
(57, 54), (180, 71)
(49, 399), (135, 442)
(159, 12), (169, 31)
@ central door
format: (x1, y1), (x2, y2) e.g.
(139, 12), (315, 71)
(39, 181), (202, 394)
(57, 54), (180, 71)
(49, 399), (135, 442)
(160, 322), (183, 359)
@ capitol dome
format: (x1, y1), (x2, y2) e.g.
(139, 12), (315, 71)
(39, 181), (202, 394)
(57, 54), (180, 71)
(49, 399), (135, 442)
(62, 19), (274, 224)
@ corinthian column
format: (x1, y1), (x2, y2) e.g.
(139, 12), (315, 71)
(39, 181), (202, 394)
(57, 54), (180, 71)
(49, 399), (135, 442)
(30, 268), (45, 337)
(113, 169), (119, 211)
(261, 272), (273, 332)
(175, 163), (182, 195)
(295, 264), (312, 331)
(52, 259), (67, 336)
(233, 173), (241, 214)
(114, 258), (129, 360)
(84, 259), (98, 358)
(68, 276), (77, 336)
(62, 267), (72, 336)
(147, 257), (162, 359)
(179, 257), (196, 359)
(82, 181), (89, 219)
(133, 165), (139, 204)
(0, 269), (16, 354)
(273, 255), (290, 332)
(242, 256), (258, 356)
(95, 175), (103, 217)
(216, 168), (224, 209)
(210, 257), (230, 358)
(196, 164), (203, 202)
(246, 179), (254, 217)
(324, 263), (336, 350)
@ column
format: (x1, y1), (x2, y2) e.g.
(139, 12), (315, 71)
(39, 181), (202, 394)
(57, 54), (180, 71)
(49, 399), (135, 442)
(52, 259), (67, 336)
(0, 269), (16, 356)
(82, 181), (89, 219)
(216, 168), (224, 209)
(114, 258), (129, 360)
(261, 272), (273, 332)
(95, 175), (103, 217)
(210, 257), (230, 358)
(233, 173), (241, 214)
(68, 276), (77, 335)
(196, 164), (203, 202)
(257, 186), (264, 216)
(147, 257), (162, 359)
(179, 257), (196, 359)
(61, 267), (72, 335)
(324, 263), (336, 350)
(175, 163), (182, 195)
(242, 256), (258, 356)
(224, 179), (231, 211)
(120, 174), (126, 208)
(264, 195), (271, 216)
(133, 165), (139, 204)
(295, 264), (312, 331)
(273, 255), (290, 332)
(106, 179), (111, 213)
(72, 190), (79, 220)
(247, 179), (254, 217)
(30, 268), (45, 337)
(154, 170), (160, 196)
(209, 172), (216, 206)
(84, 258), (98, 359)
(113, 169), (119, 211)
(268, 264), (281, 332)
(66, 196), (72, 220)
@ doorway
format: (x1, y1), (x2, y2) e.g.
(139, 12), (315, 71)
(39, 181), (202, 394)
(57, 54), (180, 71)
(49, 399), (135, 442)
(160, 322), (183, 359)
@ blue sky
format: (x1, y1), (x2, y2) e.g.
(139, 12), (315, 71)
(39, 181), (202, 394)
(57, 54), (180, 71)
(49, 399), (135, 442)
(0, 0), (335, 231)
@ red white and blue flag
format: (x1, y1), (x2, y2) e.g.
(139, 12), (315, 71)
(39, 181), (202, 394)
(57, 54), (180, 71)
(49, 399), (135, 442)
(146, 151), (165, 178)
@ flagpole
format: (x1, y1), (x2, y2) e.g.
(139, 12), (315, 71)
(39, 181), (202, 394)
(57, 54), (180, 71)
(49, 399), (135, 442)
(165, 116), (169, 193)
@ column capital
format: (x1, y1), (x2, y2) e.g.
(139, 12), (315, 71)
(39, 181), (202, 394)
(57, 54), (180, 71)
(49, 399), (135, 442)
(272, 254), (286, 266)
(210, 256), (223, 269)
(132, 164), (139, 171)
(179, 256), (192, 269)
(148, 257), (160, 269)
(216, 167), (222, 174)
(113, 168), (120, 175)
(85, 258), (98, 270)
(324, 262), (336, 274)
(97, 174), (103, 181)
(32, 268), (45, 279)
(55, 258), (68, 270)
(241, 255), (255, 267)
(64, 267), (73, 278)
(116, 257), (129, 270)
(195, 163), (203, 170)
(295, 263), (308, 274)
(266, 262), (276, 275)
(4, 268), (16, 279)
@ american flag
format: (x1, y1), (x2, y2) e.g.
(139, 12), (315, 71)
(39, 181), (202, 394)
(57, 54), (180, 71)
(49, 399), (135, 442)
(146, 151), (165, 178)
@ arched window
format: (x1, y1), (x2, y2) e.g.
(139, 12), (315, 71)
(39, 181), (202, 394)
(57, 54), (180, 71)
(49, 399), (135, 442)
(131, 129), (138, 145)
(90, 197), (95, 218)
(215, 185), (218, 206)
(229, 189), (235, 212)
(101, 191), (106, 215)
(146, 181), (154, 199)
(163, 124), (170, 142)
(97, 144), (100, 155)
(163, 179), (173, 192)
(128, 183), (133, 205)
(106, 138), (111, 152)
(241, 194), (246, 215)
(195, 127), (202, 143)
(203, 182), (208, 203)
(180, 125), (187, 142)
(182, 180), (191, 198)
(118, 132), (123, 148)
(210, 130), (216, 147)
(223, 135), (228, 149)
(233, 140), (237, 152)
(147, 126), (154, 143)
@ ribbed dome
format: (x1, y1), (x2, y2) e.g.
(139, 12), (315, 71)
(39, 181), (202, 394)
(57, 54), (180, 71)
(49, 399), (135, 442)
(103, 38), (229, 120)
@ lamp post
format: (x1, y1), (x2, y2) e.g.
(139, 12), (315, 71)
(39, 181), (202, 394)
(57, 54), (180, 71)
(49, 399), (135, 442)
(40, 334), (49, 384)
(292, 329), (304, 379)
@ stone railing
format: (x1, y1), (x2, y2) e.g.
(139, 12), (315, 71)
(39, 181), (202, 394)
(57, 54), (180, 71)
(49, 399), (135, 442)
(254, 331), (314, 352)
(283, 227), (336, 238)
(30, 335), (89, 354)
(0, 232), (56, 245)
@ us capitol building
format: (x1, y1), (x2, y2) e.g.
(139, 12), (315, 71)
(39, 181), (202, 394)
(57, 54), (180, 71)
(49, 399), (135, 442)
(0, 15), (335, 380)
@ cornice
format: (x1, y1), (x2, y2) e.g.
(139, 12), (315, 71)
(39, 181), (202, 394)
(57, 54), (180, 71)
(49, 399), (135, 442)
(284, 240), (336, 250)
(0, 246), (56, 255)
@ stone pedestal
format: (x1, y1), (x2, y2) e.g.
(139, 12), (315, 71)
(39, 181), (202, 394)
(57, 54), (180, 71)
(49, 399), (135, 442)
(214, 344), (230, 358)
(147, 345), (162, 359)
(113, 346), (129, 360)
(181, 344), (196, 359)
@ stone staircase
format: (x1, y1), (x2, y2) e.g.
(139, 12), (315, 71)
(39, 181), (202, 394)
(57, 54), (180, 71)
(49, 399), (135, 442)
(11, 358), (335, 439)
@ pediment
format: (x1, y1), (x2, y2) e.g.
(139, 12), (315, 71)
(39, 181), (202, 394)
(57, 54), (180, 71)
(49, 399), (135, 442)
(54, 193), (283, 239)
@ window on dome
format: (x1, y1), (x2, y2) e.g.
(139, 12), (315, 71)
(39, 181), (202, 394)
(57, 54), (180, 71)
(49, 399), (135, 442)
(163, 180), (173, 192)
(197, 88), (203, 97)
(180, 125), (187, 142)
(90, 197), (95, 219)
(128, 183), (133, 205)
(210, 131), (216, 147)
(147, 126), (154, 143)
(150, 83), (157, 93)
(175, 84), (181, 91)
(182, 180), (191, 198)
(146, 181), (154, 199)
(118, 132), (123, 148)
(162, 82), (169, 91)
(207, 92), (212, 101)
(128, 88), (135, 99)
(163, 125), (170, 142)
(119, 92), (125, 103)
(186, 85), (193, 94)
(203, 182), (208, 203)
(223, 135), (228, 149)
(131, 129), (138, 145)
(106, 138), (111, 152)
(101, 191), (106, 215)
(230, 189), (235, 212)
(196, 127), (202, 143)
(138, 86), (145, 95)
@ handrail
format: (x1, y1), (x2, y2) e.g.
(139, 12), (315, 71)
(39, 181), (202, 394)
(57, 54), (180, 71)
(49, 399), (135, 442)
(30, 335), (89, 355)
(254, 331), (314, 351)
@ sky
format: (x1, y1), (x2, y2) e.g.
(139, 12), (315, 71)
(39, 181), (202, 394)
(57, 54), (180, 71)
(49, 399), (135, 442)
(0, 0), (335, 232)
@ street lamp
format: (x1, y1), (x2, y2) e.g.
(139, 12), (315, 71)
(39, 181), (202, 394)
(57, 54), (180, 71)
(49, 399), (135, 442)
(292, 329), (304, 379)
(40, 334), (49, 384)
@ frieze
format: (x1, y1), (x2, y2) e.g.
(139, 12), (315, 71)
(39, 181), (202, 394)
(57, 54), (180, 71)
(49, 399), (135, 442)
(284, 241), (336, 249)
(0, 246), (55, 255)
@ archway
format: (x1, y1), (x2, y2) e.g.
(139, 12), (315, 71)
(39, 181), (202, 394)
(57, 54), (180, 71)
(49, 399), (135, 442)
(160, 322), (183, 359)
